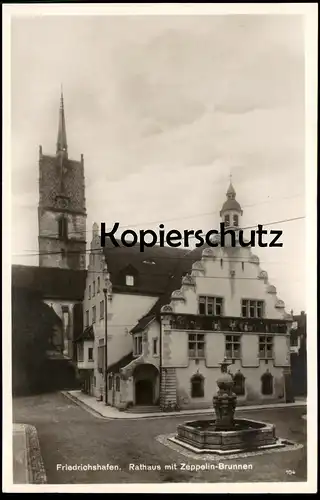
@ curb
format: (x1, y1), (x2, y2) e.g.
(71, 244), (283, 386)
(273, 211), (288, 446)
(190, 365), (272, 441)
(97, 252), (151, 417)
(25, 425), (47, 484)
(13, 424), (47, 484)
(62, 391), (307, 421)
(61, 391), (111, 420)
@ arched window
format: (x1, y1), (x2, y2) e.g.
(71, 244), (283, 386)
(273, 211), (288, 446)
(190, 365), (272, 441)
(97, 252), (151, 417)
(261, 372), (273, 395)
(191, 374), (204, 398)
(233, 214), (239, 227)
(233, 371), (245, 396)
(224, 214), (230, 227)
(115, 376), (120, 392)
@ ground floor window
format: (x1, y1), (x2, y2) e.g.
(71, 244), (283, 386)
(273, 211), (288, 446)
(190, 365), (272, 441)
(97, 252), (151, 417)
(191, 374), (204, 398)
(233, 371), (245, 396)
(115, 376), (120, 392)
(261, 371), (273, 395)
(108, 375), (113, 390)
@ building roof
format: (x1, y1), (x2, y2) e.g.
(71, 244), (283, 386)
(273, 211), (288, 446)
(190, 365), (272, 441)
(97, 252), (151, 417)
(130, 315), (155, 334)
(73, 325), (94, 343)
(220, 181), (242, 214)
(221, 198), (242, 213)
(103, 238), (201, 296)
(129, 245), (204, 334)
(12, 265), (87, 301)
(107, 352), (135, 374)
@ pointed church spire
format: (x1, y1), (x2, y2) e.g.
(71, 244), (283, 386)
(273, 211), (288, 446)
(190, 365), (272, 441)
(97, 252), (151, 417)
(56, 87), (68, 156)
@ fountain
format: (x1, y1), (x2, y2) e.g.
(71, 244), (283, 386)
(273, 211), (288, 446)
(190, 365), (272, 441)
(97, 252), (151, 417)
(174, 359), (287, 455)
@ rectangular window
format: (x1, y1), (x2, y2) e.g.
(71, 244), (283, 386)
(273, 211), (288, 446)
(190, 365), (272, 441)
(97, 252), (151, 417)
(198, 296), (223, 316)
(97, 339), (105, 373)
(134, 335), (143, 356)
(126, 275), (134, 286)
(92, 306), (96, 324)
(85, 310), (89, 327)
(88, 285), (91, 300)
(115, 376), (120, 392)
(93, 281), (96, 297)
(241, 300), (264, 319)
(225, 334), (241, 359)
(88, 347), (93, 361)
(97, 277), (100, 293)
(108, 375), (113, 390)
(153, 338), (158, 356)
(259, 335), (274, 359)
(100, 300), (104, 320)
(233, 214), (239, 227)
(188, 333), (205, 358)
(58, 217), (68, 239)
(77, 343), (84, 362)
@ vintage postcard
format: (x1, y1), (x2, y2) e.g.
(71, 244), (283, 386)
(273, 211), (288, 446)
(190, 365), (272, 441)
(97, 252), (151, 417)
(2, 2), (318, 494)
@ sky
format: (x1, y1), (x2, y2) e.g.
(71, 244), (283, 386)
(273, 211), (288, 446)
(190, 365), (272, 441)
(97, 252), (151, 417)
(10, 14), (306, 313)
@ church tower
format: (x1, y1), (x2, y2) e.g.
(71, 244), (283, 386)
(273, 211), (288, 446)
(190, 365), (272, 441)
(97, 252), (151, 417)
(38, 91), (86, 270)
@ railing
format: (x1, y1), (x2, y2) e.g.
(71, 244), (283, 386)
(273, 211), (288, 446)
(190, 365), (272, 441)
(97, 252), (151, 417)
(169, 315), (289, 334)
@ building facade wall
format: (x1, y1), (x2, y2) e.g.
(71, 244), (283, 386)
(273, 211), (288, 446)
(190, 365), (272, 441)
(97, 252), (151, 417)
(82, 232), (159, 399)
(158, 243), (291, 409)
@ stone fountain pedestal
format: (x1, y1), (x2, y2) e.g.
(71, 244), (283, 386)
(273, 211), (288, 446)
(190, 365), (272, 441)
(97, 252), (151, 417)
(174, 359), (286, 455)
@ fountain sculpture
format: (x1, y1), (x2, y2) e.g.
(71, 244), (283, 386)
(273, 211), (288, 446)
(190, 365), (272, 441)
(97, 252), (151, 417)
(174, 359), (286, 455)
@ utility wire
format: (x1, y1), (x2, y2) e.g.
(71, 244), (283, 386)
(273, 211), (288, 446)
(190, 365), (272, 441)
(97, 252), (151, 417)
(13, 215), (305, 258)
(26, 192), (303, 240)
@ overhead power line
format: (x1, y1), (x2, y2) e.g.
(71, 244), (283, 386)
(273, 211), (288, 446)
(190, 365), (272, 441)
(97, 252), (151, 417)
(13, 215), (305, 258)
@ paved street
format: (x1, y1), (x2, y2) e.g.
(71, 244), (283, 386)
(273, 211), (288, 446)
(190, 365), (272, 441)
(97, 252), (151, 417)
(13, 393), (307, 484)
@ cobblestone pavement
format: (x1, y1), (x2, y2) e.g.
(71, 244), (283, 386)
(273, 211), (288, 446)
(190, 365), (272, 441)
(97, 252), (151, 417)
(13, 393), (307, 484)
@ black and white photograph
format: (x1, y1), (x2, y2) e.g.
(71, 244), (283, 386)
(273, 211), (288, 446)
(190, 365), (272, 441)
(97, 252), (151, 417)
(2, 2), (317, 494)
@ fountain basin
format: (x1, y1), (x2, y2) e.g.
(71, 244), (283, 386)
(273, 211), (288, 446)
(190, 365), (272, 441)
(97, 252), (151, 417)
(176, 418), (284, 453)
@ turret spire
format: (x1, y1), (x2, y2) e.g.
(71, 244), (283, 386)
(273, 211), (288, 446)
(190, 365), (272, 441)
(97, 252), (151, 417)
(56, 87), (68, 156)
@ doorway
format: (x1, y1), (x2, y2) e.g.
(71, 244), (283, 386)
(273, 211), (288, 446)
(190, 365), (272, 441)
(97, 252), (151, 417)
(135, 379), (153, 405)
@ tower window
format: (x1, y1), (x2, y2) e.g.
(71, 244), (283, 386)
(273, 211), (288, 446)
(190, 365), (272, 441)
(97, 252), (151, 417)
(58, 217), (68, 239)
(224, 214), (230, 227)
(233, 214), (239, 227)
(126, 275), (134, 286)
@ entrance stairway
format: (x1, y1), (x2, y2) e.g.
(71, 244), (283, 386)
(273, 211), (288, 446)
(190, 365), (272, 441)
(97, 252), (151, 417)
(126, 405), (161, 414)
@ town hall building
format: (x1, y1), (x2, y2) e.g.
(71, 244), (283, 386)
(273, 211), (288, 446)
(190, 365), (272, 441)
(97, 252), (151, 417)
(76, 182), (293, 411)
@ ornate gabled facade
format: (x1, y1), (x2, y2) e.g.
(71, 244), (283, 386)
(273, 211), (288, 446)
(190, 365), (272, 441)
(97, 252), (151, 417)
(38, 91), (86, 270)
(76, 182), (293, 410)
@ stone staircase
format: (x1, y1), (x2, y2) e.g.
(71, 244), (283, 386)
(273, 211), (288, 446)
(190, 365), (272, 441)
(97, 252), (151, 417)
(160, 367), (177, 409)
(126, 405), (161, 414)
